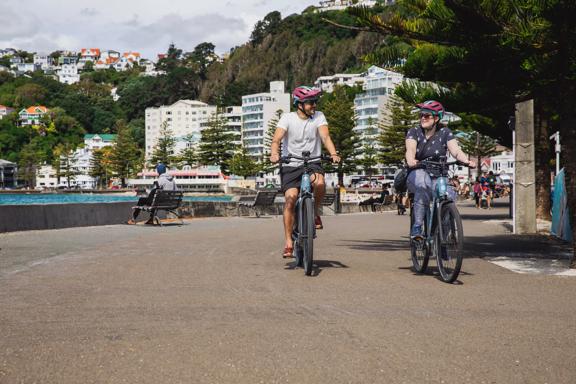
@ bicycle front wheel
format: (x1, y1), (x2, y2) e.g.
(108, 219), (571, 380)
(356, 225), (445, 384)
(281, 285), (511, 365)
(435, 203), (464, 283)
(301, 197), (315, 276)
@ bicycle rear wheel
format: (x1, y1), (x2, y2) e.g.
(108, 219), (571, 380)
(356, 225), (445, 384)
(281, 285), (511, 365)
(435, 203), (464, 283)
(410, 205), (429, 273)
(301, 197), (315, 276)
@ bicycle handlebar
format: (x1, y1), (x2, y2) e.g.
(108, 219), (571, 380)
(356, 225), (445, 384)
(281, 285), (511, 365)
(279, 153), (332, 164)
(411, 158), (472, 170)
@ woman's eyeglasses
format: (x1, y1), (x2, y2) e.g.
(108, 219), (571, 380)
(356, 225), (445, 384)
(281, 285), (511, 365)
(420, 113), (434, 120)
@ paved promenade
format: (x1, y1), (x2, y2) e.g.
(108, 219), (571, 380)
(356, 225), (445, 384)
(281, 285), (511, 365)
(1, 201), (575, 383)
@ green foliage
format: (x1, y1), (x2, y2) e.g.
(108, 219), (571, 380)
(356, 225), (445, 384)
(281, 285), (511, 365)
(184, 42), (216, 78)
(0, 116), (27, 162)
(229, 147), (261, 178)
(176, 134), (198, 168)
(149, 121), (177, 167)
(198, 112), (238, 175)
(203, 11), (382, 105)
(110, 120), (142, 186)
(54, 142), (81, 188)
(90, 146), (114, 189)
(251, 11), (282, 45)
(261, 109), (285, 174)
(378, 95), (414, 166)
(14, 83), (47, 107)
(358, 117), (379, 176)
(18, 141), (44, 188)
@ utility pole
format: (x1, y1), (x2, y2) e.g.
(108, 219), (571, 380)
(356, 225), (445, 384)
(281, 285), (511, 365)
(514, 100), (537, 234)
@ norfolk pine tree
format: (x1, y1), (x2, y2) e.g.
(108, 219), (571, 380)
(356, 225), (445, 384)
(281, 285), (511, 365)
(378, 95), (414, 167)
(198, 111), (238, 175)
(320, 85), (361, 186)
(110, 120), (141, 187)
(149, 120), (177, 167)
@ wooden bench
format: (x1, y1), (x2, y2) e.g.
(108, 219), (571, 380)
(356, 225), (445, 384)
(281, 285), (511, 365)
(237, 190), (278, 217)
(373, 194), (394, 212)
(132, 190), (184, 226)
(321, 193), (336, 206)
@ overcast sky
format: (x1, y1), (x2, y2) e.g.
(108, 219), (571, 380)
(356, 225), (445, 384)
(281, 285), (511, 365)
(0, 0), (319, 59)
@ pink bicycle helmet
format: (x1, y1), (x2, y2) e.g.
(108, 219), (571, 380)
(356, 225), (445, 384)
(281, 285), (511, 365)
(416, 100), (444, 119)
(292, 86), (322, 106)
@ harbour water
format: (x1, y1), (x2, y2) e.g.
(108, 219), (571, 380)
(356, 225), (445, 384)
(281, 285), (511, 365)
(0, 193), (234, 205)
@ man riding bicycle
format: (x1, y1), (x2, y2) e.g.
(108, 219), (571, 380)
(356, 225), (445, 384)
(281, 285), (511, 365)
(269, 86), (340, 258)
(405, 100), (476, 240)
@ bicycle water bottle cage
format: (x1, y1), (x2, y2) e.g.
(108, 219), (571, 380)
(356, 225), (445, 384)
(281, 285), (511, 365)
(435, 177), (448, 198)
(301, 173), (312, 193)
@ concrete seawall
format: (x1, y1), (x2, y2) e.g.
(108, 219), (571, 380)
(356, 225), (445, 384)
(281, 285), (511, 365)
(0, 201), (395, 233)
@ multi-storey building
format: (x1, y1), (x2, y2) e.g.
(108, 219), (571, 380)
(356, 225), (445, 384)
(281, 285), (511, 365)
(317, 0), (387, 12)
(241, 81), (290, 161)
(58, 55), (78, 66)
(353, 66), (403, 176)
(95, 50), (120, 69)
(354, 66), (403, 137)
(13, 63), (41, 73)
(223, 106), (242, 147)
(57, 63), (80, 84)
(0, 159), (17, 188)
(33, 53), (53, 70)
(35, 134), (117, 189)
(79, 48), (101, 68)
(314, 72), (365, 93)
(0, 105), (14, 119)
(18, 106), (48, 126)
(128, 166), (226, 192)
(145, 100), (217, 162)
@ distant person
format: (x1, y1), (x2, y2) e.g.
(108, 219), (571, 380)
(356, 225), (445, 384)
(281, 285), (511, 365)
(127, 163), (177, 225)
(473, 177), (482, 208)
(487, 171), (497, 193)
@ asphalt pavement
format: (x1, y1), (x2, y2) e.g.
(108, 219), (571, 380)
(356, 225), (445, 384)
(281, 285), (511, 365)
(1, 200), (575, 383)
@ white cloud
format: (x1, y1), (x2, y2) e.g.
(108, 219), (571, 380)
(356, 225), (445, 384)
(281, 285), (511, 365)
(0, 0), (319, 58)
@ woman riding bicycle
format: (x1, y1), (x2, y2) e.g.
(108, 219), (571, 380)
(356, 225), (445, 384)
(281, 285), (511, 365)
(269, 86), (340, 258)
(405, 100), (476, 240)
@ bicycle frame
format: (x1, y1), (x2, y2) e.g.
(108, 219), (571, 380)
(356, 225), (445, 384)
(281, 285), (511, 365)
(418, 157), (460, 245)
(294, 168), (315, 243)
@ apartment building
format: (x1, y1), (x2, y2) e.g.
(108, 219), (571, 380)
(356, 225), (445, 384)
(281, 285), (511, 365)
(241, 81), (290, 161)
(314, 72), (365, 93)
(354, 66), (403, 138)
(145, 100), (217, 162)
(223, 106), (242, 147)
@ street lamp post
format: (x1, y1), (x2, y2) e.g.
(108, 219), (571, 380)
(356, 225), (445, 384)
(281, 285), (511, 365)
(549, 131), (561, 175)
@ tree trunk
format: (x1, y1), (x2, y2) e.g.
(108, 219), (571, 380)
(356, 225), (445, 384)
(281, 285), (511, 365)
(476, 132), (481, 178)
(534, 108), (552, 220)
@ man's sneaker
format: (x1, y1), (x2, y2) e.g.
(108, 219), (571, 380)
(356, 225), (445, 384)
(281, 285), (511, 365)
(315, 215), (323, 230)
(410, 225), (424, 240)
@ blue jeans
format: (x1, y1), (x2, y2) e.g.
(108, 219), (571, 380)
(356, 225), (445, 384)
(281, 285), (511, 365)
(407, 169), (456, 228)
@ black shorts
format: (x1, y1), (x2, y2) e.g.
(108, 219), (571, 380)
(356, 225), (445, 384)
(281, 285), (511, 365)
(280, 162), (324, 193)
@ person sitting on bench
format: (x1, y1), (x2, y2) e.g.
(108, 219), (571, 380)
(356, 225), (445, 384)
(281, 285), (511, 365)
(127, 163), (177, 225)
(359, 184), (390, 211)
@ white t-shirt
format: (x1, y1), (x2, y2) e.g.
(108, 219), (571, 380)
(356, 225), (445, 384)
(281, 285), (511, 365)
(277, 111), (328, 167)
